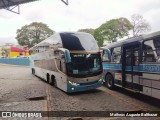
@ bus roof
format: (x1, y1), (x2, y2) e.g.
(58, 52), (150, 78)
(105, 31), (160, 48)
(30, 32), (99, 51)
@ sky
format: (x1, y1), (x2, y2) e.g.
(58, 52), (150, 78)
(0, 0), (160, 45)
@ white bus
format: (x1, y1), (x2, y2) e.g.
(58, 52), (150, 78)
(29, 32), (103, 93)
(102, 31), (160, 99)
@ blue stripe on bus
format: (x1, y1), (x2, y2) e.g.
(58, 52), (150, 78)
(140, 64), (160, 73)
(103, 64), (121, 70)
(103, 63), (160, 73)
(133, 66), (139, 71)
(126, 66), (131, 71)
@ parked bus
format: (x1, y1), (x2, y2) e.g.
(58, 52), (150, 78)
(102, 31), (160, 99)
(29, 32), (103, 93)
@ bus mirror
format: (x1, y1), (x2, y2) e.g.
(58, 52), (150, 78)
(64, 50), (71, 63)
(57, 48), (71, 63)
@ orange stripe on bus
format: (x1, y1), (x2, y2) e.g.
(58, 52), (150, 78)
(70, 50), (100, 54)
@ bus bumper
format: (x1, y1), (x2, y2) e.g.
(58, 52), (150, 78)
(67, 79), (103, 93)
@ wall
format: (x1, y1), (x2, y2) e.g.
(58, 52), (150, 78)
(0, 58), (30, 66)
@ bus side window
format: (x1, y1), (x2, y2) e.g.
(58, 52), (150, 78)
(59, 60), (62, 71)
(143, 39), (158, 62)
(133, 47), (139, 66)
(126, 48), (131, 65)
(111, 47), (121, 63)
(102, 50), (110, 62)
(59, 51), (66, 73)
(60, 58), (66, 73)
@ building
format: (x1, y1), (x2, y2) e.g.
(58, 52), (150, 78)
(10, 46), (29, 58)
(0, 43), (29, 58)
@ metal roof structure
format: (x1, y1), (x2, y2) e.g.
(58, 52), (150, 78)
(0, 0), (68, 14)
(61, 0), (68, 5)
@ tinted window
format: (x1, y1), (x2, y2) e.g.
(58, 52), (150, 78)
(126, 48), (131, 65)
(111, 47), (121, 63)
(60, 33), (99, 51)
(102, 50), (110, 62)
(143, 37), (160, 62)
(30, 33), (63, 53)
(133, 47), (139, 66)
(66, 53), (102, 77)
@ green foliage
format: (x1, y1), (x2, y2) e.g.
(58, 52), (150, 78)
(94, 17), (132, 47)
(94, 28), (104, 47)
(78, 28), (95, 35)
(16, 22), (54, 48)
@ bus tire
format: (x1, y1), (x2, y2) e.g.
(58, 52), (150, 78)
(51, 75), (57, 87)
(32, 68), (35, 75)
(47, 73), (50, 83)
(105, 73), (114, 89)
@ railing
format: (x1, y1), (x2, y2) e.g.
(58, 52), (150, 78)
(0, 58), (30, 66)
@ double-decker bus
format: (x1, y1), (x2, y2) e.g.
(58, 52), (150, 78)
(29, 32), (103, 93)
(102, 31), (160, 99)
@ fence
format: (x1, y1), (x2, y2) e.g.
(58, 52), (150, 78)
(0, 58), (30, 66)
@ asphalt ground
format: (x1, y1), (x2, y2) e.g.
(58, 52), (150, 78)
(0, 64), (159, 120)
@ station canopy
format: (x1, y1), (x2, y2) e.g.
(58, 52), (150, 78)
(0, 0), (68, 14)
(0, 0), (37, 9)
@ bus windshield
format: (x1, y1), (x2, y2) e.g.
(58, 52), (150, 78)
(66, 53), (102, 78)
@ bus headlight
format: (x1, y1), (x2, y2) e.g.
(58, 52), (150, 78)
(99, 78), (103, 81)
(71, 88), (74, 91)
(68, 81), (80, 86)
(99, 77), (104, 83)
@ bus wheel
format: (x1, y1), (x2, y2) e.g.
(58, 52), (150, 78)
(47, 74), (50, 83)
(51, 75), (57, 87)
(105, 74), (114, 89)
(32, 68), (35, 75)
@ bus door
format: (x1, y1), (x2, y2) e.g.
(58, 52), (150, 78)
(122, 43), (140, 91)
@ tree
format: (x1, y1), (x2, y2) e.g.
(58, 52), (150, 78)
(16, 22), (54, 48)
(131, 14), (151, 36)
(1, 47), (9, 57)
(94, 28), (104, 47)
(77, 28), (95, 35)
(94, 17), (132, 46)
